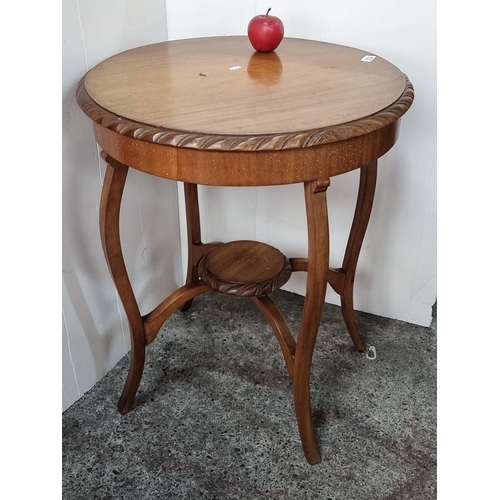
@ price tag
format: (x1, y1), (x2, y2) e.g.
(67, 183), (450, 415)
(361, 55), (376, 62)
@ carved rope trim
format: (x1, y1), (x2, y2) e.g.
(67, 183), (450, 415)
(76, 75), (414, 152)
(198, 255), (292, 297)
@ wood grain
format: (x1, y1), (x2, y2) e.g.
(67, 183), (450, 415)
(198, 240), (292, 297)
(91, 119), (400, 186)
(293, 178), (331, 465)
(251, 295), (296, 379)
(77, 37), (413, 152)
(179, 183), (221, 311)
(99, 154), (146, 415)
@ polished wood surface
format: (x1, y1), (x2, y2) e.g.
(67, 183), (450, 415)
(90, 120), (399, 186)
(81, 37), (408, 148)
(78, 36), (414, 465)
(99, 153), (146, 414)
(78, 37), (413, 186)
(198, 240), (292, 297)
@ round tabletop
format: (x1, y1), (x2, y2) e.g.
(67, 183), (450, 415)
(78, 36), (413, 154)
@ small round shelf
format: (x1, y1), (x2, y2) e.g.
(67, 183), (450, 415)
(198, 240), (292, 297)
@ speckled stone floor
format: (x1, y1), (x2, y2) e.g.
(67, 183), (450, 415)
(62, 290), (436, 499)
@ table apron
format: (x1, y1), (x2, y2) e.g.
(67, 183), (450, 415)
(93, 121), (400, 186)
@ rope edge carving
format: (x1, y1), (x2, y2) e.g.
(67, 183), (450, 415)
(76, 75), (414, 152)
(197, 256), (292, 297)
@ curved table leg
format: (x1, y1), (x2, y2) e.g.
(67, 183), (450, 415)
(340, 161), (378, 352)
(99, 154), (145, 414)
(293, 178), (331, 465)
(180, 182), (202, 311)
(180, 182), (220, 311)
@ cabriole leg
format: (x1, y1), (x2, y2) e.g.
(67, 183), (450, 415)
(340, 161), (378, 352)
(99, 153), (146, 414)
(293, 178), (331, 465)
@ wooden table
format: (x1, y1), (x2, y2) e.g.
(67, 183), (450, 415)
(77, 36), (413, 465)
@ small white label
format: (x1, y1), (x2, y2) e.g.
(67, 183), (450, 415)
(361, 55), (376, 62)
(229, 65), (242, 71)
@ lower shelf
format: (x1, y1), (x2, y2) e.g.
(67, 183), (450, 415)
(198, 240), (292, 297)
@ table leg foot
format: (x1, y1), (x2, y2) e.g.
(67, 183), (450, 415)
(340, 294), (365, 352)
(117, 342), (146, 414)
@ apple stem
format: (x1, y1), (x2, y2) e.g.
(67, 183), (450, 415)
(266, 8), (271, 16)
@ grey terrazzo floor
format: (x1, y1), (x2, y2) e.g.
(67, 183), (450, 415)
(62, 290), (437, 499)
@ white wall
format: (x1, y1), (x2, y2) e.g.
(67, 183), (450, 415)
(169, 0), (437, 327)
(62, 0), (182, 412)
(63, 0), (436, 411)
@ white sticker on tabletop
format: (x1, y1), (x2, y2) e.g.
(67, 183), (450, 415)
(229, 65), (242, 71)
(361, 55), (376, 62)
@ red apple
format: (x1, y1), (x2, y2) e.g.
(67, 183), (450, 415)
(247, 8), (284, 53)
